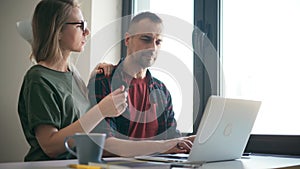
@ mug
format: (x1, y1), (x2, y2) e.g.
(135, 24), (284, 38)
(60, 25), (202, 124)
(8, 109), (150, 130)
(64, 133), (106, 164)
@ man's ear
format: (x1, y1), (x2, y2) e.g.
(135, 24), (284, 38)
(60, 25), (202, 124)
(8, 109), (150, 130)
(59, 31), (63, 40)
(124, 32), (130, 46)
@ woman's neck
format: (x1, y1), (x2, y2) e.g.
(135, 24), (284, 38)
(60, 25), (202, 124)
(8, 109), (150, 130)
(38, 59), (69, 72)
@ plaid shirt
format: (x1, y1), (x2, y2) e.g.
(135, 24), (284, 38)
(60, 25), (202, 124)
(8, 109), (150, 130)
(88, 61), (181, 140)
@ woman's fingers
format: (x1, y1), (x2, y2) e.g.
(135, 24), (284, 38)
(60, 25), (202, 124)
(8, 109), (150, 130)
(172, 139), (193, 154)
(111, 85), (125, 94)
(99, 85), (128, 117)
(111, 86), (128, 106)
(95, 62), (114, 76)
(98, 86), (128, 118)
(104, 64), (113, 77)
(183, 135), (196, 143)
(116, 102), (128, 115)
(177, 140), (192, 151)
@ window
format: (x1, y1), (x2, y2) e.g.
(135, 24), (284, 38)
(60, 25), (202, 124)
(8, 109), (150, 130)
(222, 0), (300, 136)
(221, 0), (300, 154)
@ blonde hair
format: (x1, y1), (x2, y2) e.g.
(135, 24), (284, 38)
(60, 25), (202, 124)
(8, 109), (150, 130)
(31, 0), (79, 64)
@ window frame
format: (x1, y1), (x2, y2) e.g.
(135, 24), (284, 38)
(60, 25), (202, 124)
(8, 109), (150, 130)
(121, 0), (133, 59)
(193, 0), (220, 135)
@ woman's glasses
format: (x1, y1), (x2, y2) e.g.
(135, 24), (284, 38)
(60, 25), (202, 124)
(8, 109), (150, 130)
(65, 20), (87, 33)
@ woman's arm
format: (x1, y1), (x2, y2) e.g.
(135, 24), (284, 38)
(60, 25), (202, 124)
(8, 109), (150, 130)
(35, 86), (127, 158)
(103, 137), (193, 157)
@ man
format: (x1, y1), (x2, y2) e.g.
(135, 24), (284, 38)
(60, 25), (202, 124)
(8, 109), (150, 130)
(88, 12), (192, 142)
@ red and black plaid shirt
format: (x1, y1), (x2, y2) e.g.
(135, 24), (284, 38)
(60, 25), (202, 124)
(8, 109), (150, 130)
(88, 61), (181, 140)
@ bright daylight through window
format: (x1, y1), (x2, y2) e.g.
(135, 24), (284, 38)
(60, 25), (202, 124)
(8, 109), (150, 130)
(222, 0), (300, 135)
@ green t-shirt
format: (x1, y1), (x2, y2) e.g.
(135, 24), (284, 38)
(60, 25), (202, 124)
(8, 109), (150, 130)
(18, 65), (92, 161)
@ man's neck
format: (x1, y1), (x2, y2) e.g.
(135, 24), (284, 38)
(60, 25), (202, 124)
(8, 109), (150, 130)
(122, 58), (147, 79)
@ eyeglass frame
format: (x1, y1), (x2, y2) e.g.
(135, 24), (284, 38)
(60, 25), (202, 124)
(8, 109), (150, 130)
(65, 20), (87, 33)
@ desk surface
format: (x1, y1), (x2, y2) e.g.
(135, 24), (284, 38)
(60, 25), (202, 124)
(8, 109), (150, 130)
(0, 155), (299, 169)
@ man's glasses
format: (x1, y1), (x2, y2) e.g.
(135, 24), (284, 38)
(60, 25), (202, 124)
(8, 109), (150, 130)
(65, 20), (87, 33)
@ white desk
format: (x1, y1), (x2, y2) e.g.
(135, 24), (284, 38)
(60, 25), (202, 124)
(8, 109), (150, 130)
(200, 155), (300, 169)
(0, 155), (299, 169)
(0, 159), (76, 169)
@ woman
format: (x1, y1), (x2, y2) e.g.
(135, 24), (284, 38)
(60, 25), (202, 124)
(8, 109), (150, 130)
(18, 0), (127, 161)
(18, 0), (192, 161)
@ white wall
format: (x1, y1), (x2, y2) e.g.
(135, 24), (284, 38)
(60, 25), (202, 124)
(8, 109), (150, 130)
(90, 0), (122, 70)
(0, 0), (121, 162)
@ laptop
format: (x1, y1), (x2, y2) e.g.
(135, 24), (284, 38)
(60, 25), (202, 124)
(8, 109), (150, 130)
(135, 95), (261, 164)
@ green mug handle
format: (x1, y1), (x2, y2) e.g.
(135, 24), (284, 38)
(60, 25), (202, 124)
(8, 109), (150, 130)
(64, 136), (77, 157)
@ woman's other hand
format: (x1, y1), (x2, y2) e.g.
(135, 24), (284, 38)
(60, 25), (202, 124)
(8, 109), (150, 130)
(92, 62), (114, 77)
(163, 138), (193, 154)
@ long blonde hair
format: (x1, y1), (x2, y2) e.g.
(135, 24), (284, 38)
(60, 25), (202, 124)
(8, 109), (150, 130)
(31, 0), (88, 97)
(31, 0), (79, 64)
